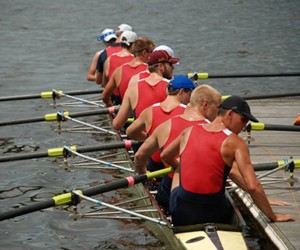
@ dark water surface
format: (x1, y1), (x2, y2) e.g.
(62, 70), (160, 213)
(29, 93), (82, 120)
(0, 0), (299, 249)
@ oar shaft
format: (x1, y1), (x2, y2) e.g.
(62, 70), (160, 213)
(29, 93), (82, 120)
(0, 117), (45, 126)
(83, 167), (173, 197)
(0, 151), (49, 162)
(83, 175), (146, 197)
(250, 123), (300, 132)
(0, 140), (139, 162)
(0, 168), (172, 221)
(243, 92), (300, 100)
(253, 159), (300, 171)
(188, 72), (300, 79)
(0, 89), (104, 102)
(0, 107), (118, 127)
(0, 200), (54, 221)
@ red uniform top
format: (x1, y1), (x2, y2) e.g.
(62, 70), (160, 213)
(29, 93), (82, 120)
(147, 103), (186, 163)
(137, 70), (150, 80)
(97, 43), (122, 73)
(118, 63), (148, 101)
(106, 45), (122, 58)
(108, 54), (134, 79)
(162, 116), (209, 178)
(180, 125), (232, 194)
(134, 79), (168, 119)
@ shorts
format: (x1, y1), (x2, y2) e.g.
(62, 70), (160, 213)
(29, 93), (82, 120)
(170, 187), (233, 226)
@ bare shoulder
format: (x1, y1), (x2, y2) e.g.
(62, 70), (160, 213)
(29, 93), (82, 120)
(155, 119), (172, 146)
(224, 133), (246, 147)
(155, 118), (171, 134)
(125, 81), (136, 95)
(140, 105), (152, 118)
(95, 50), (103, 57)
(128, 74), (139, 86)
(183, 125), (193, 136)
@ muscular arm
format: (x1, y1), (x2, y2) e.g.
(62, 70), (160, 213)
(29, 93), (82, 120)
(229, 162), (291, 206)
(87, 51), (101, 82)
(160, 126), (192, 170)
(101, 68), (119, 107)
(228, 162), (249, 192)
(112, 89), (133, 131)
(126, 108), (150, 141)
(227, 136), (294, 222)
(102, 57), (110, 87)
(134, 134), (159, 174)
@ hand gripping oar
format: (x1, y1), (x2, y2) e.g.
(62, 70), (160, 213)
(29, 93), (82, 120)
(0, 167), (173, 221)
(0, 106), (119, 126)
(0, 140), (140, 162)
(188, 72), (300, 80)
(0, 88), (104, 102)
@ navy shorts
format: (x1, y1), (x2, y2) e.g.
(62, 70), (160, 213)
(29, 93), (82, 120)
(156, 175), (172, 209)
(170, 187), (233, 226)
(146, 157), (164, 172)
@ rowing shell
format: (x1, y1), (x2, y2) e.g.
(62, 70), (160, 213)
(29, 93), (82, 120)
(36, 97), (249, 249)
(172, 190), (247, 249)
(102, 113), (249, 249)
(175, 230), (246, 250)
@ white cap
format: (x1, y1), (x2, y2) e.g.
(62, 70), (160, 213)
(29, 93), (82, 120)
(97, 28), (117, 42)
(117, 24), (133, 32)
(154, 45), (175, 58)
(120, 31), (137, 46)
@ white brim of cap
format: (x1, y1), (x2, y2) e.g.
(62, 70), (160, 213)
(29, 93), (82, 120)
(103, 34), (117, 42)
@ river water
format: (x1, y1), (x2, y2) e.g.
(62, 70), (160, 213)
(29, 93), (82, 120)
(0, 0), (299, 249)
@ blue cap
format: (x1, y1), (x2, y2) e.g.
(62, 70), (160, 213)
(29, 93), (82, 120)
(169, 75), (195, 90)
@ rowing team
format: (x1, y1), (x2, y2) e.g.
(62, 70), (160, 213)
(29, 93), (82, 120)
(87, 24), (294, 226)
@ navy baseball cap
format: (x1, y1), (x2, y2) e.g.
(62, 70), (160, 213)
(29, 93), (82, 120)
(220, 95), (259, 122)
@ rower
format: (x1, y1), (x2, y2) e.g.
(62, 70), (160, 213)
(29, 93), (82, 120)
(126, 45), (175, 87)
(86, 28), (117, 82)
(101, 36), (155, 107)
(134, 84), (221, 211)
(112, 49), (180, 131)
(102, 31), (136, 86)
(126, 75), (195, 174)
(102, 31), (137, 104)
(95, 23), (133, 85)
(161, 95), (295, 226)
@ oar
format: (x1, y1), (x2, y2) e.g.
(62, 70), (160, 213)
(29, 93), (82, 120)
(248, 123), (300, 132)
(0, 140), (140, 162)
(221, 92), (300, 101)
(0, 89), (104, 102)
(0, 107), (119, 126)
(253, 159), (300, 171)
(188, 72), (300, 80)
(0, 167), (173, 221)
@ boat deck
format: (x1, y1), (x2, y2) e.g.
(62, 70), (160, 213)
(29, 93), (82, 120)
(241, 97), (300, 249)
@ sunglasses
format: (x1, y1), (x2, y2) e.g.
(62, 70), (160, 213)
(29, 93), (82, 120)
(232, 110), (249, 124)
